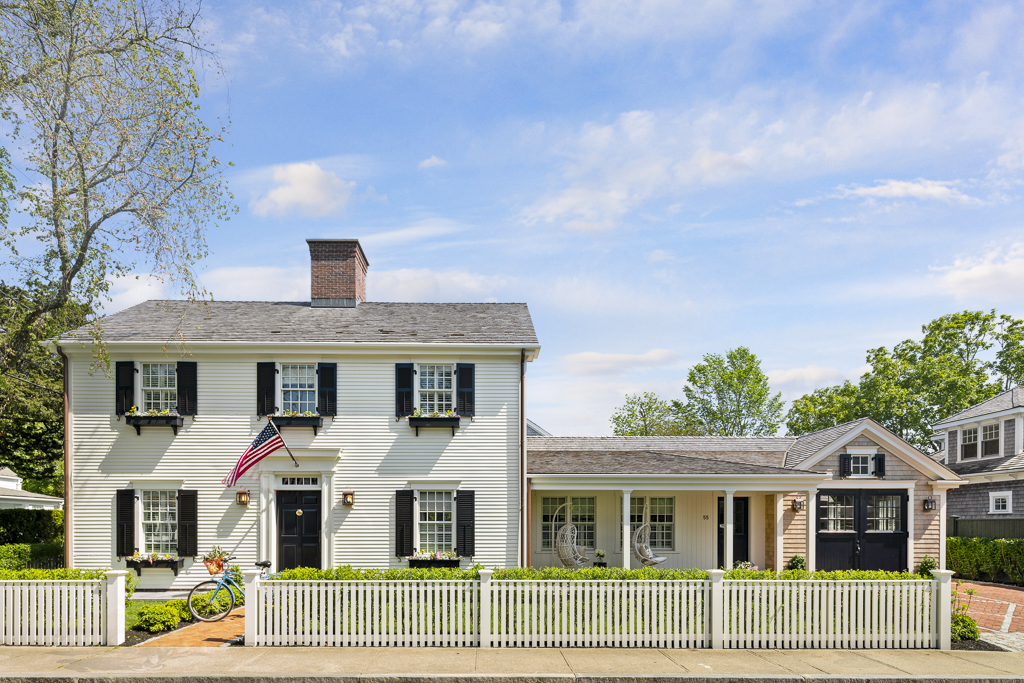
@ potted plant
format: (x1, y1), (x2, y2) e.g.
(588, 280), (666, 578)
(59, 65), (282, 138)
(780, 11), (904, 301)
(408, 409), (461, 436)
(593, 549), (607, 567)
(202, 546), (229, 575)
(125, 551), (185, 576)
(124, 406), (185, 435)
(408, 550), (462, 568)
(271, 410), (323, 434)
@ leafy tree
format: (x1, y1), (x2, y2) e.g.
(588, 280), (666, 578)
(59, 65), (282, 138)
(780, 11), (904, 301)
(672, 347), (784, 436)
(610, 392), (694, 436)
(0, 0), (233, 369)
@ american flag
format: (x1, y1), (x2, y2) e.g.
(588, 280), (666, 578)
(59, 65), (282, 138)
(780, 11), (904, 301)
(222, 422), (285, 487)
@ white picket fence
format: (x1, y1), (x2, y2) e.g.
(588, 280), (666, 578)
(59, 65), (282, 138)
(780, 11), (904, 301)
(244, 569), (954, 650)
(0, 571), (126, 646)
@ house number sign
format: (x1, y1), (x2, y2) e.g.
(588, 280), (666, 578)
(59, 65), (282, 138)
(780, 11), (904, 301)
(296, 509), (303, 516)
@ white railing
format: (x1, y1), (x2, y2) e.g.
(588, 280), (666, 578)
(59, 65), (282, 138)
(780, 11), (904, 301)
(243, 569), (954, 650)
(0, 571), (125, 646)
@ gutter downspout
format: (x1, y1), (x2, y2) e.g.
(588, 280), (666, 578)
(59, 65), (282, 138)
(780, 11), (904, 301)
(56, 346), (71, 569)
(520, 348), (526, 567)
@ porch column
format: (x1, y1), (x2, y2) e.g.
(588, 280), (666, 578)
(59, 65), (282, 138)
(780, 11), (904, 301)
(938, 489), (948, 571)
(622, 489), (632, 568)
(724, 490), (734, 570)
(805, 488), (816, 572)
(775, 493), (786, 572)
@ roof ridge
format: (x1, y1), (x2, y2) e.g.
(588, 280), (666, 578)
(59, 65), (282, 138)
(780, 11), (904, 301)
(934, 388), (1015, 425)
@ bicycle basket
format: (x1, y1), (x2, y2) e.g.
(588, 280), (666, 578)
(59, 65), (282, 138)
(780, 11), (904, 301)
(203, 558), (224, 574)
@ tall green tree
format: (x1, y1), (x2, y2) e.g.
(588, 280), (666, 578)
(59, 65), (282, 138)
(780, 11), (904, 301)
(0, 0), (233, 369)
(610, 392), (693, 436)
(785, 310), (1018, 449)
(672, 347), (784, 436)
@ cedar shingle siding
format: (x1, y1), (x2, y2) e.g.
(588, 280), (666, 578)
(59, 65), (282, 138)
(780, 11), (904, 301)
(947, 480), (1024, 520)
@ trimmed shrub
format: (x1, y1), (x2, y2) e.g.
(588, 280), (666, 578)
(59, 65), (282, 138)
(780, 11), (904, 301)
(135, 604), (181, 633)
(917, 555), (938, 577)
(265, 564), (926, 582)
(0, 510), (63, 545)
(0, 567), (106, 580)
(0, 542), (63, 570)
(786, 554), (806, 571)
(952, 612), (980, 641)
(165, 598), (192, 623)
(948, 537), (1024, 584)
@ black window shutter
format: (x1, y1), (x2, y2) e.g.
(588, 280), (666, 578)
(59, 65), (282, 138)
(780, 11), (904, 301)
(176, 362), (198, 415)
(395, 363), (414, 417)
(456, 490), (476, 557)
(873, 453), (886, 478)
(256, 362), (276, 416)
(949, 430), (958, 461)
(318, 363), (337, 416)
(177, 489), (198, 557)
(115, 361), (135, 415)
(395, 489), (414, 556)
(115, 489), (136, 558)
(839, 453), (852, 478)
(456, 363), (475, 417)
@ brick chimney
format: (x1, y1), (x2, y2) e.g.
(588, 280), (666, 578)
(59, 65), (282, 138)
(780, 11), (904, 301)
(306, 239), (369, 308)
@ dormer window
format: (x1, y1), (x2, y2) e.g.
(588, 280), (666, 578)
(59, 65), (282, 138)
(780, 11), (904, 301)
(982, 424), (1000, 457)
(961, 427), (978, 459)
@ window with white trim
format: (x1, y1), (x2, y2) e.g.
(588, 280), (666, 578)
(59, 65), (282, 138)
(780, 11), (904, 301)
(982, 424), (1001, 457)
(961, 427), (978, 459)
(648, 497), (675, 550)
(141, 363), (176, 412)
(851, 454), (871, 476)
(418, 491), (454, 553)
(541, 496), (566, 550)
(571, 497), (596, 549)
(990, 491), (1012, 514)
(281, 364), (316, 413)
(142, 490), (177, 554)
(418, 365), (453, 413)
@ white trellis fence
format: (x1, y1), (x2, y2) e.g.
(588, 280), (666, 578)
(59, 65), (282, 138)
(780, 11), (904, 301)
(0, 570), (126, 646)
(243, 569), (953, 650)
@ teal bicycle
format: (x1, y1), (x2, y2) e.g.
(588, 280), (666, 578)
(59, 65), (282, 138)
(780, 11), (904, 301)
(187, 558), (275, 622)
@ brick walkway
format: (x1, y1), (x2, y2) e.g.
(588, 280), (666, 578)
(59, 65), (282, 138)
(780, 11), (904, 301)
(956, 581), (1024, 633)
(139, 608), (245, 647)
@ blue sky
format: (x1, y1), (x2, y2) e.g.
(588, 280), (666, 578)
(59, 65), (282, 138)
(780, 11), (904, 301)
(104, 0), (1024, 435)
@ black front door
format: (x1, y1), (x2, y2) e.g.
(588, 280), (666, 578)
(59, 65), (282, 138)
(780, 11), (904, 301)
(277, 490), (321, 570)
(717, 496), (749, 568)
(816, 489), (907, 571)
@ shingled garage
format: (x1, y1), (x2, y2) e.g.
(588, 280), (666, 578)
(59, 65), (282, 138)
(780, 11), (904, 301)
(526, 420), (962, 573)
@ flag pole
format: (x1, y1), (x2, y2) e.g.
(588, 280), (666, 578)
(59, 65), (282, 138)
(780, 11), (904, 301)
(268, 417), (299, 467)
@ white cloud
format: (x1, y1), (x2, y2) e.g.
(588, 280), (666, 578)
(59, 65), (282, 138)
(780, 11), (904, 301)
(368, 268), (506, 302)
(360, 220), (464, 248)
(104, 274), (169, 313)
(562, 348), (680, 376)
(201, 266), (309, 301)
(251, 162), (356, 217)
(647, 249), (673, 263)
(837, 179), (981, 204)
(418, 156), (448, 169)
(934, 241), (1024, 303)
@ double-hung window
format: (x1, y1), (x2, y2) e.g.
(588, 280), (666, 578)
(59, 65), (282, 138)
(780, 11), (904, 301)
(961, 428), (978, 459)
(982, 424), (1001, 457)
(540, 496), (596, 550)
(142, 490), (177, 554)
(540, 497), (566, 550)
(621, 496), (675, 550)
(142, 363), (176, 412)
(418, 491), (454, 553)
(418, 365), (453, 413)
(281, 364), (316, 413)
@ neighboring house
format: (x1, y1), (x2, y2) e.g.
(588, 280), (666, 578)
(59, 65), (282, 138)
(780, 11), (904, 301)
(931, 387), (1024, 535)
(57, 239), (539, 589)
(527, 417), (961, 572)
(0, 466), (63, 510)
(526, 419), (551, 437)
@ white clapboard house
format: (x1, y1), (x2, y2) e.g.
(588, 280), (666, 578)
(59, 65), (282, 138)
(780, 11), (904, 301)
(56, 239), (539, 589)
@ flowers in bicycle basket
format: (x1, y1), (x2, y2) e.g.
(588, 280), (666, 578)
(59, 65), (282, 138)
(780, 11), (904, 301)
(127, 551), (178, 564)
(201, 545), (230, 573)
(411, 550), (460, 561)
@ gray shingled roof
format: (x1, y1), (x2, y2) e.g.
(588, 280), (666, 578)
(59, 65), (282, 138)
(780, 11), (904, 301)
(528, 450), (818, 476)
(933, 387), (1023, 427)
(528, 436), (794, 468)
(785, 419), (869, 468)
(0, 467), (18, 478)
(947, 452), (1024, 477)
(60, 300), (539, 345)
(0, 486), (62, 502)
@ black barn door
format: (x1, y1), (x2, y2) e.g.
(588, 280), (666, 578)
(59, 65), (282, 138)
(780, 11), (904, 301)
(277, 490), (322, 570)
(717, 496), (749, 568)
(817, 489), (907, 571)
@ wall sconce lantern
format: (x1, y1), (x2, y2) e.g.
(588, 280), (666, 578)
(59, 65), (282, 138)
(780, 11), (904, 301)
(235, 489), (250, 507)
(792, 498), (805, 511)
(342, 490), (355, 506)
(923, 498), (937, 511)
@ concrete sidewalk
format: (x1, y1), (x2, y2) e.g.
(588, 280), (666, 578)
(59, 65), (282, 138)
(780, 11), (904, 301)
(2, 646), (1024, 681)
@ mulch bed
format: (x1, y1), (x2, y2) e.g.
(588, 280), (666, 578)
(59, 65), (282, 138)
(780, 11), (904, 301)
(953, 639), (1006, 651)
(122, 622), (190, 646)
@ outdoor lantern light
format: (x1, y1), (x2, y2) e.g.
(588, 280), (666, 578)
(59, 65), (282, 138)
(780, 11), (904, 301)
(792, 498), (805, 511)
(923, 498), (937, 511)
(235, 489), (250, 506)
(342, 490), (355, 506)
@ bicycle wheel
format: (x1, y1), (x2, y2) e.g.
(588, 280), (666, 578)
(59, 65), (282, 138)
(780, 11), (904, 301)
(188, 580), (235, 622)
